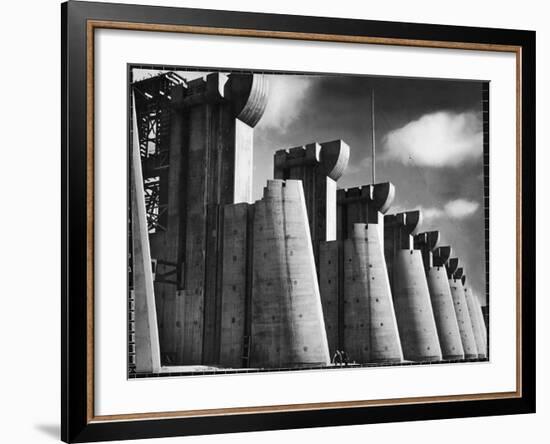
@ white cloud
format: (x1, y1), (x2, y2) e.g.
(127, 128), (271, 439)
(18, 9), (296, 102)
(421, 207), (445, 220)
(419, 199), (480, 222)
(444, 199), (480, 218)
(257, 75), (317, 130)
(383, 111), (482, 167)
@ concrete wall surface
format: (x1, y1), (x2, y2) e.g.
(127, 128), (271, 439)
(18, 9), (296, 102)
(250, 180), (330, 368)
(343, 224), (403, 363)
(448, 278), (479, 359)
(392, 250), (443, 361)
(425, 266), (465, 360)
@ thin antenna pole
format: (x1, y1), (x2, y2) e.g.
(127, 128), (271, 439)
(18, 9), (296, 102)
(371, 88), (376, 184)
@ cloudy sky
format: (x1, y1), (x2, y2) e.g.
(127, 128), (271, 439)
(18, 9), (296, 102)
(133, 68), (486, 305)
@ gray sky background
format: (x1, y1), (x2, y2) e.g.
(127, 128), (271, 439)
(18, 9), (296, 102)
(133, 68), (486, 305)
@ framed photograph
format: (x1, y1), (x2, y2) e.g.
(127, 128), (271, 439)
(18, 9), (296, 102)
(61, 1), (535, 442)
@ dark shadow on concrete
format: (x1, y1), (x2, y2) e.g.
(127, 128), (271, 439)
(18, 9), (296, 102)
(34, 423), (59, 440)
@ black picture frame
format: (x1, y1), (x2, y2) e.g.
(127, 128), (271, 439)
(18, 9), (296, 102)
(61, 1), (536, 442)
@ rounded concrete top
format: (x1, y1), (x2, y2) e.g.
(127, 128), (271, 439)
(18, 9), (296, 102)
(447, 257), (459, 275)
(433, 246), (452, 265)
(319, 140), (350, 181)
(372, 182), (395, 214)
(414, 231), (440, 251)
(401, 210), (422, 235)
(226, 74), (269, 128)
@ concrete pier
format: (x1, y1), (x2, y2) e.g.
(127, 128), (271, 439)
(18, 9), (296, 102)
(250, 180), (330, 368)
(462, 276), (488, 358)
(131, 95), (161, 373)
(219, 203), (254, 368)
(415, 237), (464, 360)
(274, 140), (350, 264)
(447, 259), (478, 359)
(477, 299), (488, 352)
(385, 212), (442, 362)
(337, 182), (395, 243)
(138, 72), (269, 365)
(319, 241), (341, 356)
(343, 224), (403, 363)
(480, 304), (489, 357)
(319, 182), (402, 363)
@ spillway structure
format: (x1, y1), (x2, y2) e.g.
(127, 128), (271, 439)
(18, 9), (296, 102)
(130, 95), (161, 373)
(273, 140), (349, 266)
(129, 70), (488, 374)
(249, 179), (330, 368)
(460, 270), (488, 358)
(273, 144), (402, 364)
(447, 258), (479, 359)
(314, 182), (404, 363)
(414, 235), (464, 360)
(273, 140), (349, 358)
(131, 71), (271, 367)
(385, 212), (442, 362)
(335, 184), (403, 364)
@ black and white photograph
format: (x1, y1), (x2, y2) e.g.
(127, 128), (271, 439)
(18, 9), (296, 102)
(128, 66), (489, 377)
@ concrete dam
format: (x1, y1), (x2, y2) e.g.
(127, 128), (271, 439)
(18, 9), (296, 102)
(129, 71), (488, 374)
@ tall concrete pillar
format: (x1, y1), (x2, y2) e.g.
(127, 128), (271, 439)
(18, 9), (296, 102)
(480, 305), (489, 355)
(385, 211), (442, 362)
(134, 72), (268, 365)
(319, 241), (340, 356)
(447, 259), (478, 359)
(130, 95), (161, 373)
(342, 224), (403, 364)
(274, 140), (350, 264)
(250, 180), (330, 368)
(320, 182), (398, 361)
(156, 73), (268, 365)
(219, 202), (254, 368)
(415, 236), (464, 360)
(337, 182), (395, 245)
(477, 300), (488, 352)
(462, 275), (488, 359)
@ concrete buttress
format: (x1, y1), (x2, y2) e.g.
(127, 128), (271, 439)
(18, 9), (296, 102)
(385, 211), (442, 362)
(250, 180), (330, 368)
(415, 238), (465, 360)
(274, 140), (350, 265)
(319, 241), (340, 356)
(130, 94), (161, 373)
(143, 72), (269, 365)
(343, 224), (403, 363)
(219, 203), (254, 368)
(447, 259), (478, 359)
(462, 274), (488, 358)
